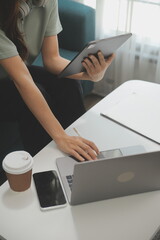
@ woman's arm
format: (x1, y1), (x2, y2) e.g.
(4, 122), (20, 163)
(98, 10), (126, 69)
(42, 35), (70, 75)
(42, 35), (115, 82)
(0, 56), (99, 161)
(0, 56), (66, 139)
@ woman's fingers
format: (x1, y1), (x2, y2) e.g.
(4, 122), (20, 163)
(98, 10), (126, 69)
(73, 145), (95, 161)
(83, 55), (101, 73)
(97, 51), (106, 67)
(71, 139), (99, 161)
(81, 138), (99, 154)
(88, 54), (101, 69)
(69, 149), (85, 162)
(83, 51), (114, 70)
(105, 53), (116, 66)
(82, 51), (115, 82)
(55, 135), (100, 162)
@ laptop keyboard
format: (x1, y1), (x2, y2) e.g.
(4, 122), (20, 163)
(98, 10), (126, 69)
(66, 175), (74, 190)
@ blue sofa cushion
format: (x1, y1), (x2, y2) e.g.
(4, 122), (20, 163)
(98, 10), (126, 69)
(58, 0), (95, 51)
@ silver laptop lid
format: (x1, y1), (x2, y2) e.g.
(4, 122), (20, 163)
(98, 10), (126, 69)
(70, 151), (160, 205)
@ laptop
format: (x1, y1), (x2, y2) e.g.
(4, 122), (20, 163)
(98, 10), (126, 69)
(56, 145), (160, 205)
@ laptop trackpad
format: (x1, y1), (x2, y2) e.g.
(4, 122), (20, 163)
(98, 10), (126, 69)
(98, 145), (146, 160)
(97, 149), (123, 159)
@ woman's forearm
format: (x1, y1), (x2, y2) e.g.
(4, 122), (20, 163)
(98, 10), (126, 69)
(0, 56), (66, 141)
(42, 36), (115, 82)
(14, 79), (66, 141)
(43, 55), (91, 80)
(0, 55), (100, 161)
(43, 52), (115, 82)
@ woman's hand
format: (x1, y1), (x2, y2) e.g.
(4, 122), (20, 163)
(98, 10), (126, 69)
(55, 133), (99, 162)
(82, 52), (115, 82)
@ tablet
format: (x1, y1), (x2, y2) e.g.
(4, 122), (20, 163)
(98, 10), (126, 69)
(58, 33), (132, 78)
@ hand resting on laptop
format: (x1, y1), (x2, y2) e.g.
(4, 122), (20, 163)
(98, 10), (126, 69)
(69, 149), (123, 162)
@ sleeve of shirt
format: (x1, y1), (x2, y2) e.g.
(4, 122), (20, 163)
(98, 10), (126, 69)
(0, 29), (19, 60)
(45, 0), (62, 37)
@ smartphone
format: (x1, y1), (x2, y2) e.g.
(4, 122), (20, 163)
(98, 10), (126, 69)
(33, 170), (67, 210)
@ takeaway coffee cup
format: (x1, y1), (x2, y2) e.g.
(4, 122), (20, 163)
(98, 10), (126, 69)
(2, 151), (33, 192)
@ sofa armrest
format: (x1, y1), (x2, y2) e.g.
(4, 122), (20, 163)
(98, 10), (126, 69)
(58, 0), (95, 51)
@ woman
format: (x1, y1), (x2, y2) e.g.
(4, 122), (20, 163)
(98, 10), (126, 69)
(0, 0), (115, 161)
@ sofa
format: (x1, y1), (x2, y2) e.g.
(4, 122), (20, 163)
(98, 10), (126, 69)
(0, 0), (96, 183)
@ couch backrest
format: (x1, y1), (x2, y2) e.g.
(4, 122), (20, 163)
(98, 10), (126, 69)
(58, 0), (95, 51)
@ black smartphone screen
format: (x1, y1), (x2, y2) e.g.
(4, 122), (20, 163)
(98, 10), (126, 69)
(33, 170), (67, 209)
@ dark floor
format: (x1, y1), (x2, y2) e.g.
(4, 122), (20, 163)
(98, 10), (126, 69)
(84, 93), (103, 110)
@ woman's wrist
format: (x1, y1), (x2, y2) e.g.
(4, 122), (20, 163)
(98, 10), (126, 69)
(52, 130), (68, 143)
(66, 71), (91, 81)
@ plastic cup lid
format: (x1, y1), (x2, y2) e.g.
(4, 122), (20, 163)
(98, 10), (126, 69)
(2, 151), (33, 175)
